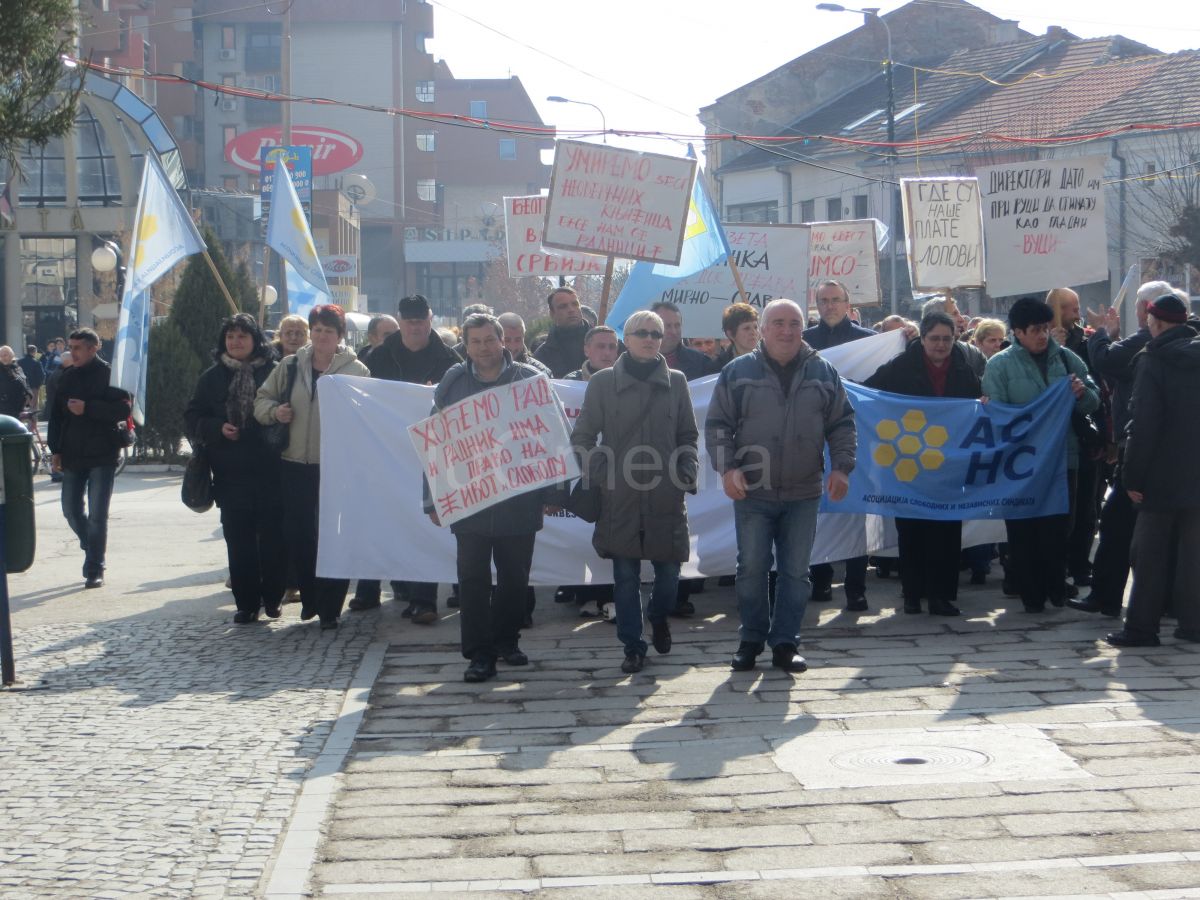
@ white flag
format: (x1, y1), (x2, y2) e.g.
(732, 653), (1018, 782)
(266, 162), (330, 298)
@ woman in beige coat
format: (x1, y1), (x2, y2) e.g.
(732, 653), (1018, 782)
(255, 305), (369, 630)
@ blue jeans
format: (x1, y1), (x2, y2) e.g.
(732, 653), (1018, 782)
(612, 557), (679, 656)
(734, 495), (819, 648)
(60, 465), (116, 578)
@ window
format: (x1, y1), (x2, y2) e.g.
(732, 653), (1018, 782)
(892, 102), (924, 124)
(221, 26), (236, 49)
(222, 74), (236, 87)
(826, 198), (843, 221)
(415, 80), (435, 103)
(842, 108), (884, 132)
(725, 201), (778, 224)
(469, 100), (487, 119)
(417, 178), (437, 202)
(853, 194), (869, 219)
(415, 31), (429, 52)
(416, 131), (436, 152)
(222, 125), (237, 147)
(800, 199), (815, 222)
(499, 138), (516, 160)
(1145, 162), (1158, 184)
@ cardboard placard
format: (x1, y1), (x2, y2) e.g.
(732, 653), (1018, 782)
(806, 219), (882, 306)
(902, 177), (985, 290)
(503, 194), (606, 277)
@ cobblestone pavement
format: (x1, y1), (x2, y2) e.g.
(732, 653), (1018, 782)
(316, 584), (1200, 899)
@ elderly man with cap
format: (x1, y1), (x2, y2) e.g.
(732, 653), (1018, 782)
(1106, 292), (1200, 647)
(349, 294), (461, 620)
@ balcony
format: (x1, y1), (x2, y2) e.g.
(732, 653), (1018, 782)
(244, 47), (281, 73)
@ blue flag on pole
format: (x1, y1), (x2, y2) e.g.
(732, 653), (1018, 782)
(266, 162), (331, 299)
(822, 379), (1075, 520)
(607, 167), (730, 338)
(112, 156), (206, 424)
(283, 258), (329, 320)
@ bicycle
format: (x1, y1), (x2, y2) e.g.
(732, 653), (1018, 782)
(20, 410), (53, 477)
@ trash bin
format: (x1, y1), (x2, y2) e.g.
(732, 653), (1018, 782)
(0, 415), (36, 573)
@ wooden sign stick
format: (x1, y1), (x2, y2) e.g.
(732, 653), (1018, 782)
(597, 255), (616, 324)
(201, 248), (241, 316)
(258, 246), (273, 326)
(728, 254), (750, 304)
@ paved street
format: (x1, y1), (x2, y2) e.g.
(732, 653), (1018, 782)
(4, 473), (1200, 898)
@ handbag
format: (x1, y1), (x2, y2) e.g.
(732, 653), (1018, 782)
(181, 443), (214, 513)
(262, 358), (299, 454)
(1058, 349), (1104, 460)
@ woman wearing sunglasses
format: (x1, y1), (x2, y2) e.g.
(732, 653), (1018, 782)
(570, 310), (700, 674)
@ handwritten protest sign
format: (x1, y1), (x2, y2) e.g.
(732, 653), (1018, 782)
(978, 155), (1108, 297)
(542, 140), (697, 265)
(407, 374), (579, 527)
(807, 219), (881, 306)
(902, 177), (985, 290)
(504, 195), (606, 277)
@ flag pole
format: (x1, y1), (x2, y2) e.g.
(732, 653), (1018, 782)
(728, 255), (749, 304)
(258, 246), (272, 326)
(597, 255), (616, 324)
(201, 248), (240, 315)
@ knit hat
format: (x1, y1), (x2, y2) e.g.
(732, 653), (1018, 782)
(1146, 293), (1188, 324)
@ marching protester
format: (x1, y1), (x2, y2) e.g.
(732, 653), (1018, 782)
(970, 318), (1008, 359)
(424, 313), (552, 683)
(186, 314), (284, 624)
(570, 309), (699, 674)
(803, 279), (876, 612)
(47, 329), (131, 589)
(564, 326), (619, 382)
(534, 286), (590, 377)
(713, 302), (760, 369)
(18, 344), (45, 410)
(921, 297), (986, 377)
(355, 294), (461, 620)
(255, 305), (369, 630)
(355, 314), (399, 364)
(498, 312), (552, 375)
(0, 345), (33, 419)
(1106, 292), (1200, 647)
(272, 314), (310, 361)
(865, 311), (983, 615)
(706, 299), (856, 673)
(652, 301), (715, 380)
(687, 336), (721, 361)
(1069, 281), (1173, 618)
(981, 297), (1100, 613)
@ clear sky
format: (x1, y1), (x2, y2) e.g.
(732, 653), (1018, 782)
(425, 0), (1200, 163)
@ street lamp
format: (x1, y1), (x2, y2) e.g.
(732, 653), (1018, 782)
(547, 95), (608, 143)
(91, 239), (126, 305)
(817, 4), (899, 314)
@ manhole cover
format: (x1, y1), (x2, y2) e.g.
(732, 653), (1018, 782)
(830, 745), (990, 774)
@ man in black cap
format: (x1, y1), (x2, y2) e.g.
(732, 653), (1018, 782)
(349, 295), (460, 621)
(1106, 292), (1200, 647)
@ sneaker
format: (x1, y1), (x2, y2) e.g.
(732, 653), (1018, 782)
(601, 603), (617, 622)
(411, 608), (438, 625)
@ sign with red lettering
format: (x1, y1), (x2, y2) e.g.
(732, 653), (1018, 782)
(542, 140), (697, 265)
(407, 374), (579, 527)
(225, 125), (363, 175)
(902, 177), (985, 290)
(806, 219), (882, 307)
(504, 194), (606, 276)
(978, 155), (1108, 297)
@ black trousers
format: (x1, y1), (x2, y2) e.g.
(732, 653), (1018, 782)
(281, 461), (349, 623)
(221, 503), (285, 614)
(811, 556), (868, 597)
(1004, 469), (1076, 610)
(1124, 507), (1200, 638)
(895, 517), (963, 605)
(1068, 454), (1100, 577)
(1090, 460), (1138, 614)
(354, 578), (436, 608)
(456, 531), (536, 661)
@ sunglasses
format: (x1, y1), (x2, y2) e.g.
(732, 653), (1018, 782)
(628, 329), (663, 340)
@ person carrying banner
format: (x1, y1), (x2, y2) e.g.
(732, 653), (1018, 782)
(706, 298), (856, 673)
(570, 309), (699, 675)
(534, 286), (590, 377)
(255, 305), (369, 630)
(353, 294), (461, 620)
(1102, 293), (1200, 647)
(47, 328), (132, 589)
(865, 311), (983, 616)
(982, 296), (1099, 613)
(803, 279), (878, 611)
(424, 313), (554, 683)
(1069, 281), (1172, 618)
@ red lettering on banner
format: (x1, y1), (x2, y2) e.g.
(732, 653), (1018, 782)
(809, 255), (857, 277)
(520, 440), (547, 459)
(511, 379), (552, 411)
(1022, 234), (1060, 255)
(510, 415), (550, 441)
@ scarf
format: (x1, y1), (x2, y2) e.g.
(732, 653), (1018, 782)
(220, 353), (266, 428)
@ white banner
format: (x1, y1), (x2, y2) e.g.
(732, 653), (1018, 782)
(503, 194), (606, 277)
(902, 177), (985, 290)
(807, 219), (882, 307)
(409, 374), (579, 527)
(316, 331), (1000, 583)
(978, 155), (1109, 297)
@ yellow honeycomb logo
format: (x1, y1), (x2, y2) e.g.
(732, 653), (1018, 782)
(872, 409), (948, 482)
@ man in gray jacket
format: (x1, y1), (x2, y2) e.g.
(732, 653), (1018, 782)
(705, 299), (856, 673)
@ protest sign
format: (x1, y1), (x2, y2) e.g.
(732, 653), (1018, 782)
(978, 155), (1108, 297)
(503, 194), (607, 277)
(902, 177), (985, 289)
(542, 140), (697, 265)
(407, 373), (579, 528)
(807, 219), (881, 306)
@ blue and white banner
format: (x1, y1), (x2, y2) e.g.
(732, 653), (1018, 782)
(266, 161), (331, 299)
(825, 379), (1074, 520)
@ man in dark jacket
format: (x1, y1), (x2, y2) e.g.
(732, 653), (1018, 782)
(498, 311), (552, 375)
(352, 295), (461, 619)
(533, 286), (589, 377)
(355, 314), (399, 364)
(47, 328), (130, 588)
(652, 301), (715, 381)
(18, 344), (45, 405)
(802, 279), (875, 611)
(1106, 293), (1200, 647)
(0, 346), (32, 418)
(425, 313), (553, 682)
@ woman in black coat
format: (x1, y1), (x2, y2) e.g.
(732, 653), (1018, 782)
(185, 314), (285, 624)
(865, 311), (983, 616)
